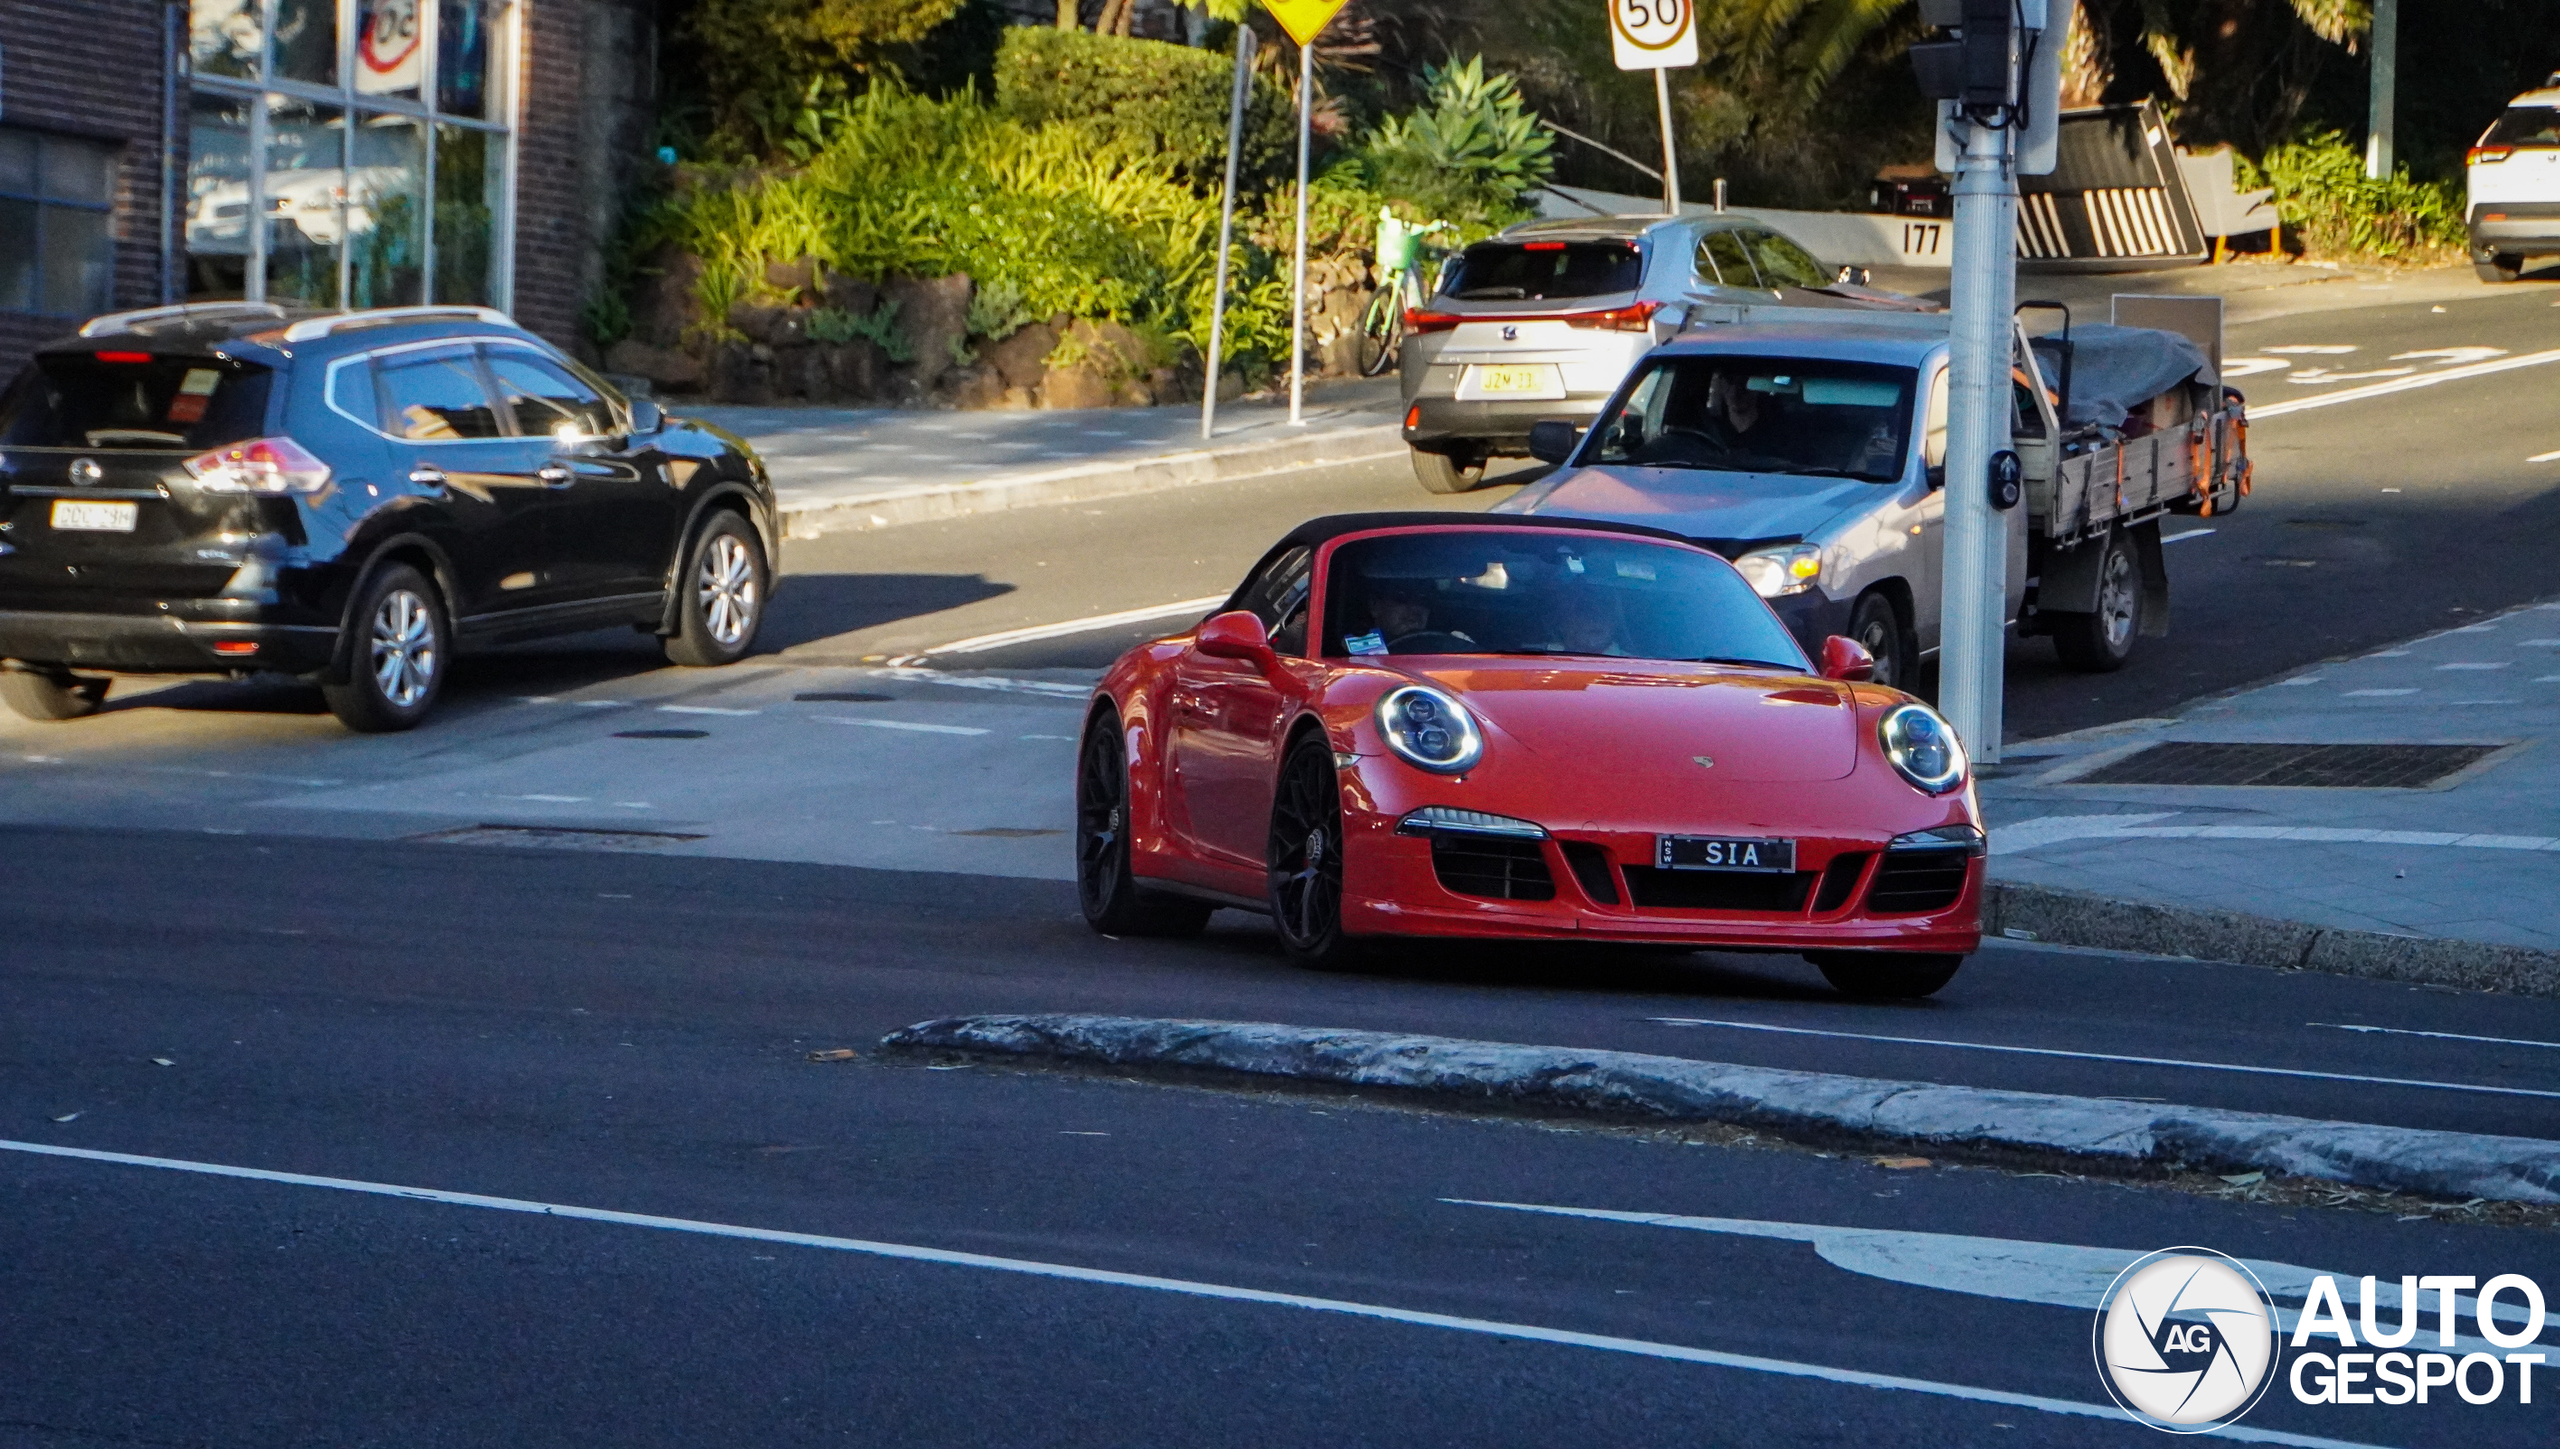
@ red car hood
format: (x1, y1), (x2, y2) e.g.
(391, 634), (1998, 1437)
(1385, 657), (1859, 784)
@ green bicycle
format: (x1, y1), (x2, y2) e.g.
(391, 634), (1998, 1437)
(1356, 210), (1453, 378)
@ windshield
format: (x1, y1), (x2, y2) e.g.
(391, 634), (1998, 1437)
(2485, 106), (2560, 146)
(1587, 355), (1917, 481)
(1322, 531), (1808, 669)
(1442, 240), (1644, 301)
(0, 352), (274, 451)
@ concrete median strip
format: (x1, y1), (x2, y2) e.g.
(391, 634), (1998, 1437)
(777, 424), (1404, 539)
(880, 1013), (2560, 1205)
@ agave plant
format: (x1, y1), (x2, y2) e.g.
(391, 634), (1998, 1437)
(1355, 55), (1557, 223)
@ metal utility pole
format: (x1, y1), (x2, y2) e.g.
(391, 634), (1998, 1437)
(1653, 69), (1682, 214)
(2366, 0), (2398, 179)
(1938, 118), (2018, 763)
(1288, 39), (1312, 426)
(1200, 23), (1256, 441)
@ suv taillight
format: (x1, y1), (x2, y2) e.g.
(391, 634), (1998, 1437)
(2469, 146), (2514, 164)
(183, 436), (333, 495)
(1565, 300), (1661, 333)
(1405, 308), (1462, 334)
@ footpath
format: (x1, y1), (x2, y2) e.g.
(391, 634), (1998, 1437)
(1983, 596), (2560, 994)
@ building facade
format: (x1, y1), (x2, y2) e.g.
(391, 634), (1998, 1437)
(0, 0), (652, 377)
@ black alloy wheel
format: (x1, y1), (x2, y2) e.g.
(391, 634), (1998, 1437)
(1806, 951), (1965, 1000)
(2050, 527), (2140, 673)
(1076, 707), (1213, 938)
(665, 511), (768, 667)
(0, 667), (109, 722)
(1847, 592), (1904, 689)
(1410, 446), (1489, 495)
(322, 562), (448, 733)
(1269, 730), (1360, 970)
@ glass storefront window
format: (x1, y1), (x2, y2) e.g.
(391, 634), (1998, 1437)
(185, 0), (507, 311)
(347, 112), (425, 308)
(436, 0), (490, 118)
(264, 96), (347, 308)
(271, 0), (338, 86)
(190, 0), (265, 81)
(0, 129), (119, 316)
(185, 92), (257, 301)
(354, 0), (425, 104)
(432, 123), (497, 305)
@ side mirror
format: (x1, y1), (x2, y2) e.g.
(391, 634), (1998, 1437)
(630, 397), (666, 435)
(1835, 264), (1872, 288)
(1527, 419), (1583, 465)
(1925, 464), (1945, 491)
(1194, 610), (1275, 665)
(1819, 635), (1875, 682)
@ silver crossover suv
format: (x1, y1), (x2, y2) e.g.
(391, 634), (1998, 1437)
(1398, 213), (1928, 493)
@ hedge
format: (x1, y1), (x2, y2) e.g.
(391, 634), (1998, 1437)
(993, 27), (1295, 190)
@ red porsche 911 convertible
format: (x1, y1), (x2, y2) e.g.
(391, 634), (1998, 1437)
(1074, 513), (1985, 998)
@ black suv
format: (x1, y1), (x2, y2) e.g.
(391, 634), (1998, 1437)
(0, 302), (778, 731)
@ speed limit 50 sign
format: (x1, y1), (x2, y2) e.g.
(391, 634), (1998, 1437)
(1610, 0), (1697, 69)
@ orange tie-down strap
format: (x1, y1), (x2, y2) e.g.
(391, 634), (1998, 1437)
(2188, 423), (2213, 518)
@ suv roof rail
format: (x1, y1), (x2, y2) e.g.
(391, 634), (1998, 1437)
(280, 306), (514, 343)
(78, 301), (288, 337)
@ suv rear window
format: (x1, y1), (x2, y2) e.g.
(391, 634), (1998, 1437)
(1442, 241), (1644, 302)
(0, 352), (273, 451)
(2485, 107), (2560, 146)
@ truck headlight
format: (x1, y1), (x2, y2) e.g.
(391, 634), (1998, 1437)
(1879, 704), (1967, 794)
(1734, 543), (1822, 598)
(1375, 685), (1483, 774)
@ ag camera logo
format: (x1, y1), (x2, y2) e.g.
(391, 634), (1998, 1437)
(2094, 1248), (2279, 1433)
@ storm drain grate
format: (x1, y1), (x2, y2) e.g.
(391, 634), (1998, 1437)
(413, 825), (708, 852)
(2075, 742), (2504, 789)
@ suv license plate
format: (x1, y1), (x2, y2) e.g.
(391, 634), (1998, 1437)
(1657, 835), (1796, 873)
(1476, 365), (1551, 393)
(50, 500), (138, 532)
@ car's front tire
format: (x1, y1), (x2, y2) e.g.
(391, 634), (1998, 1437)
(323, 563), (447, 733)
(664, 511), (768, 667)
(0, 666), (109, 722)
(1808, 951), (1965, 1000)
(1411, 446), (1488, 495)
(1076, 706), (1213, 938)
(1269, 730), (1363, 970)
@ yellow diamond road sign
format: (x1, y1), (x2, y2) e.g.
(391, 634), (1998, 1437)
(1264, 0), (1349, 46)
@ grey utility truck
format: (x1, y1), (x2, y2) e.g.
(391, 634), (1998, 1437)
(1492, 297), (2250, 687)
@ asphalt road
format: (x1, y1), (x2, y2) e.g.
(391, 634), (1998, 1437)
(5, 824), (2555, 1448)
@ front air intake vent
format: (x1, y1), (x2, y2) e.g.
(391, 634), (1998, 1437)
(1622, 868), (1815, 913)
(1558, 841), (1620, 904)
(1431, 836), (1555, 901)
(1866, 851), (1969, 914)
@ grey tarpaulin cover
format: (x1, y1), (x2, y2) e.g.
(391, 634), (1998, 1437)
(2055, 324), (2215, 430)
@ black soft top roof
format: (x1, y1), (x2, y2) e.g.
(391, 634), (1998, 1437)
(1220, 512), (1706, 615)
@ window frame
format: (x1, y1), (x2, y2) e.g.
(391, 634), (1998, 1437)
(0, 127), (122, 319)
(326, 333), (528, 444)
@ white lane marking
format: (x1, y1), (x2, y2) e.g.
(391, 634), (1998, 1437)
(2521, 639), (2560, 647)
(2313, 1022), (2560, 1052)
(857, 666), (1093, 701)
(512, 794), (587, 803)
(1643, 1016), (2560, 1100)
(1448, 1199), (2551, 1351)
(2435, 662), (2510, 671)
(928, 595), (1229, 656)
(0, 1139), (2379, 1449)
(2286, 366), (2414, 384)
(2262, 344), (2358, 354)
(2161, 528), (2215, 544)
(2345, 688), (2419, 697)
(1988, 813), (2177, 854)
(2390, 347), (2508, 366)
(2530, 449), (2560, 463)
(659, 704), (760, 717)
(816, 716), (990, 737)
(2249, 348), (2560, 419)
(2218, 357), (2289, 378)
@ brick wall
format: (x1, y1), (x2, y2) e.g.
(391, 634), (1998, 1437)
(508, 0), (656, 357)
(0, 0), (177, 377)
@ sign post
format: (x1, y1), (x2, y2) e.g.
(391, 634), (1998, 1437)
(1609, 0), (1696, 214)
(1264, 0), (1351, 426)
(1200, 22), (1258, 441)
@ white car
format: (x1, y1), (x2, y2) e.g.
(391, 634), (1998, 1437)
(2467, 73), (2560, 283)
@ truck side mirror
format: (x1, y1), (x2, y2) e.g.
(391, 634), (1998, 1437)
(1527, 420), (1583, 465)
(1926, 464), (1945, 491)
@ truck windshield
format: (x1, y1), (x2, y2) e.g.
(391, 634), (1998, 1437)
(1587, 356), (1916, 482)
(1443, 241), (1643, 301)
(0, 352), (273, 451)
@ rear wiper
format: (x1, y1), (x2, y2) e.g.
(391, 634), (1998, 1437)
(1455, 286), (1529, 299)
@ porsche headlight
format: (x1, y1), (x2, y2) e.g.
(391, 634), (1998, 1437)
(1879, 703), (1966, 794)
(1375, 685), (1483, 774)
(1734, 543), (1823, 598)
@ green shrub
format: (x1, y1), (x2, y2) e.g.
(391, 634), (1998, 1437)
(993, 28), (1294, 190)
(807, 299), (914, 360)
(2239, 132), (2466, 264)
(1352, 56), (1555, 230)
